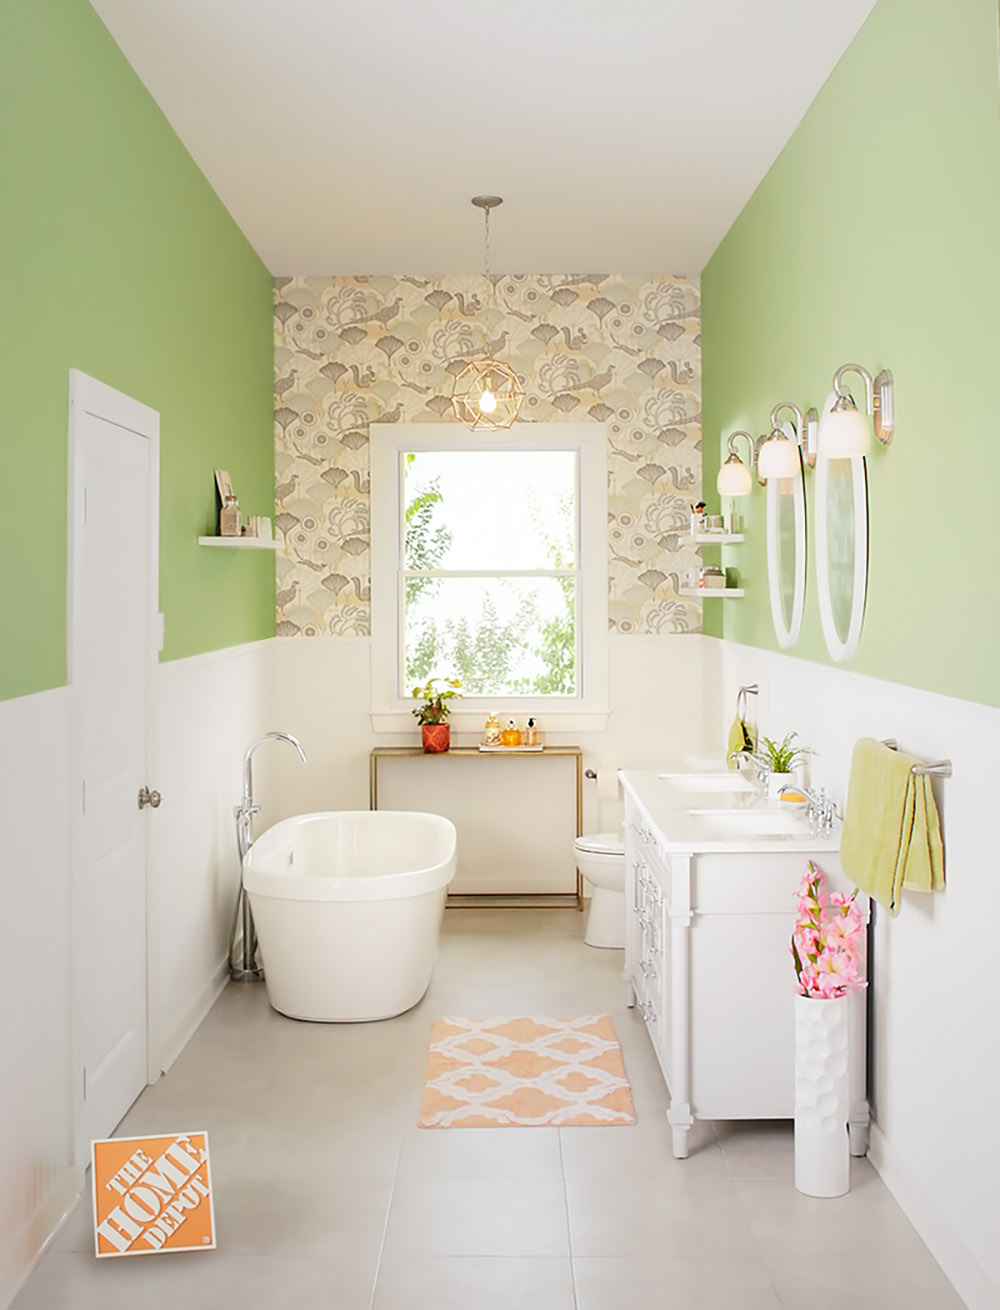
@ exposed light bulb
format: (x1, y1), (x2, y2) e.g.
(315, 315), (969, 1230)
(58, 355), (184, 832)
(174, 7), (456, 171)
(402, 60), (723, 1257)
(478, 379), (497, 414)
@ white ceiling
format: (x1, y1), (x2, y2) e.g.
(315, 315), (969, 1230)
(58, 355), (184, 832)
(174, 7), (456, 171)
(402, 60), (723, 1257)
(88, 0), (876, 276)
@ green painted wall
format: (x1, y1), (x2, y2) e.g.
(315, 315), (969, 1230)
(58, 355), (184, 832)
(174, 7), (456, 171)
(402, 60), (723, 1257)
(1, 0), (275, 703)
(702, 0), (1000, 708)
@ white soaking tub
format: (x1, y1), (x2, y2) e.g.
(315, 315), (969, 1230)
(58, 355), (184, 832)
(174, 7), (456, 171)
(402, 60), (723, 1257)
(243, 810), (456, 1021)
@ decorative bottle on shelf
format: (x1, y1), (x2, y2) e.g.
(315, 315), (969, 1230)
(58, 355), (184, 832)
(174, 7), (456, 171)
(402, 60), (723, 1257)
(501, 719), (521, 747)
(525, 717), (538, 747)
(483, 713), (502, 747)
(220, 495), (241, 536)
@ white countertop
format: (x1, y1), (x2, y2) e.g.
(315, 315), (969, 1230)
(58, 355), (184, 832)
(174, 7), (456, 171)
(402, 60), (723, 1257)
(618, 769), (842, 855)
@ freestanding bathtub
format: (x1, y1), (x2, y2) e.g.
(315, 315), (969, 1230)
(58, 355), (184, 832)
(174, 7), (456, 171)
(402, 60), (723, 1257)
(243, 810), (456, 1022)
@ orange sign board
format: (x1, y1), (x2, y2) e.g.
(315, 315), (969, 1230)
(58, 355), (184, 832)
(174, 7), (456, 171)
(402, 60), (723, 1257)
(91, 1132), (216, 1257)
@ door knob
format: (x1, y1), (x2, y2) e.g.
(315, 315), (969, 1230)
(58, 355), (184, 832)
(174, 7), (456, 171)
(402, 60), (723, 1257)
(138, 787), (161, 810)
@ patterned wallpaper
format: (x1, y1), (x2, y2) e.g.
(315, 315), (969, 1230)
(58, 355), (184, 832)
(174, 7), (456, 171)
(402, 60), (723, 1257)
(273, 274), (702, 637)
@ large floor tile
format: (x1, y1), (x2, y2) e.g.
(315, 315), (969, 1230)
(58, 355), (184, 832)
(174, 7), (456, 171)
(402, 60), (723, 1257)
(227, 1111), (404, 1182)
(11, 1250), (377, 1310)
(735, 1175), (965, 1308)
(560, 1115), (725, 1180)
(714, 1118), (795, 1179)
(215, 1174), (392, 1259)
(396, 1124), (563, 1180)
(382, 1177), (570, 1257)
(372, 1255), (575, 1310)
(566, 1175), (759, 1259)
(574, 1254), (781, 1310)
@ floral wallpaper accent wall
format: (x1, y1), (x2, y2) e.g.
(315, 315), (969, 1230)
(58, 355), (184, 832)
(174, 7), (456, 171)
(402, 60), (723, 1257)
(273, 274), (702, 637)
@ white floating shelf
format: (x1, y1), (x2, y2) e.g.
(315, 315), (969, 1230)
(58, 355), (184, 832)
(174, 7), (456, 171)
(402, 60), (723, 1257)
(680, 532), (744, 545)
(680, 586), (745, 599)
(198, 536), (280, 550)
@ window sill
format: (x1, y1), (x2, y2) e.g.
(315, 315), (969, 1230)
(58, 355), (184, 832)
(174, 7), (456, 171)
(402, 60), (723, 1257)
(370, 707), (610, 734)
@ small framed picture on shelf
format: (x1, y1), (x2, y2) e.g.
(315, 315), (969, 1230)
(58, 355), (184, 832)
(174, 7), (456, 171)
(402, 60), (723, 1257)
(214, 469), (235, 503)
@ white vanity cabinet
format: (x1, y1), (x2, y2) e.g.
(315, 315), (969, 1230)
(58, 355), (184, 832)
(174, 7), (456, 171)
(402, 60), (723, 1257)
(621, 771), (869, 1160)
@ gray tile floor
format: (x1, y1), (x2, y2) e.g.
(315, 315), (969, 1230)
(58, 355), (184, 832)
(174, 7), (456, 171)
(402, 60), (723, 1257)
(14, 909), (964, 1309)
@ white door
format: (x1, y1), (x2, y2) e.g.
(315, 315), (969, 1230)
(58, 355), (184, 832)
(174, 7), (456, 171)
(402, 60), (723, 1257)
(70, 372), (159, 1145)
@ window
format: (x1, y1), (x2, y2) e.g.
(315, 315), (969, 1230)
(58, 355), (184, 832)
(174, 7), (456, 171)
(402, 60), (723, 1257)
(371, 423), (608, 730)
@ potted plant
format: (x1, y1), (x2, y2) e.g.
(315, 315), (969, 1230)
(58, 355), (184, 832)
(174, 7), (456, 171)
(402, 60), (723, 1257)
(754, 731), (812, 799)
(411, 677), (462, 753)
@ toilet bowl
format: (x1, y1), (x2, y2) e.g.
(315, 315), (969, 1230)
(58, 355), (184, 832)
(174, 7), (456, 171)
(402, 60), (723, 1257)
(574, 832), (626, 948)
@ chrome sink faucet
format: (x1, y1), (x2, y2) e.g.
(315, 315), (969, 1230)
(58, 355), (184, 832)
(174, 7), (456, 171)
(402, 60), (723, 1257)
(779, 783), (837, 831)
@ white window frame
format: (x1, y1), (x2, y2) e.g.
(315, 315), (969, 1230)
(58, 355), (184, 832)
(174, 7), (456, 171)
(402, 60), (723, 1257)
(370, 422), (609, 732)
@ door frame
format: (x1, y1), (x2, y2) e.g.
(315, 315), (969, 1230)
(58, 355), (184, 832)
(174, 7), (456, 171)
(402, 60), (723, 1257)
(67, 369), (161, 1172)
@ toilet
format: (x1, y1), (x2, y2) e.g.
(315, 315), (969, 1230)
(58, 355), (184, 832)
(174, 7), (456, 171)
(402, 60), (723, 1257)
(574, 832), (626, 948)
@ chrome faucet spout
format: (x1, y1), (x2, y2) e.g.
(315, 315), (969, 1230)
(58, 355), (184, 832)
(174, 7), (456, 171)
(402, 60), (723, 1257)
(230, 732), (308, 982)
(241, 731), (308, 809)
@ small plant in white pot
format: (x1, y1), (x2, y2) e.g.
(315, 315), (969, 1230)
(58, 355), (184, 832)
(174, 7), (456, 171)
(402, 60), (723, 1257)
(754, 731), (812, 799)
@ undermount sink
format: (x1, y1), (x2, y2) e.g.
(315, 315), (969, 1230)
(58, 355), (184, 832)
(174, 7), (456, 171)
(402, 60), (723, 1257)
(686, 807), (810, 838)
(657, 772), (754, 793)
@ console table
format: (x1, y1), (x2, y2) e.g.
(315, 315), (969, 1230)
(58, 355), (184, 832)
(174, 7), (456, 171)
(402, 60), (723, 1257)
(369, 746), (584, 903)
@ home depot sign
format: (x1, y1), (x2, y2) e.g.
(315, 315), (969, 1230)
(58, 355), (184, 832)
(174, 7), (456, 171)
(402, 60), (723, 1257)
(91, 1132), (216, 1257)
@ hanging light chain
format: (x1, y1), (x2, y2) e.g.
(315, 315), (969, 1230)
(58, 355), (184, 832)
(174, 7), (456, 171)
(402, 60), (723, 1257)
(483, 204), (491, 280)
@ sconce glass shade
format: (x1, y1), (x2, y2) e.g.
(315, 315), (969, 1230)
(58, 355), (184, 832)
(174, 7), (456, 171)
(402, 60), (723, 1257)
(717, 454), (753, 497)
(818, 393), (872, 458)
(757, 432), (801, 480)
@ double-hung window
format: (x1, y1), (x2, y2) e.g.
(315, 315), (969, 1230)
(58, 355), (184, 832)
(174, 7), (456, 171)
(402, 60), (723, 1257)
(371, 423), (608, 730)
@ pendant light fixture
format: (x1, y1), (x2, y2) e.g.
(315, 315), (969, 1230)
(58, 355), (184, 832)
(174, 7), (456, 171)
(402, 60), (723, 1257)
(450, 196), (525, 431)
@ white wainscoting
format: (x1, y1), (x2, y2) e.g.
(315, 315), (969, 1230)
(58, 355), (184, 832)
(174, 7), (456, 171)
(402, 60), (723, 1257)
(150, 639), (275, 1071)
(0, 638), (275, 1306)
(0, 686), (77, 1310)
(710, 637), (999, 1310)
(264, 633), (716, 843)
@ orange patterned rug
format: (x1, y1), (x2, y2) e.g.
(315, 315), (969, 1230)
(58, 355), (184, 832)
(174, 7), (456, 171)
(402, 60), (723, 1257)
(418, 1016), (636, 1128)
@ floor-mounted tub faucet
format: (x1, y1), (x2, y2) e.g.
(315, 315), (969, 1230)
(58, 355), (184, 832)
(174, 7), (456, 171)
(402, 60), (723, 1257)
(230, 732), (308, 980)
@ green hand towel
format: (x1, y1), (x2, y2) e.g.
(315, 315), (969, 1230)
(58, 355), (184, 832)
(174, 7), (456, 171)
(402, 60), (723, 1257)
(726, 715), (754, 769)
(840, 738), (945, 915)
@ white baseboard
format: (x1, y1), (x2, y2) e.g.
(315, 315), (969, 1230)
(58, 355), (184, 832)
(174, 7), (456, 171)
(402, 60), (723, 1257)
(1, 1165), (81, 1310)
(156, 956), (231, 1076)
(869, 1123), (997, 1310)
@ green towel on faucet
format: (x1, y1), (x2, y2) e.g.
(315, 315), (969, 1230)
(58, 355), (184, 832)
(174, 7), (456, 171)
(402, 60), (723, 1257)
(726, 715), (754, 769)
(840, 738), (945, 916)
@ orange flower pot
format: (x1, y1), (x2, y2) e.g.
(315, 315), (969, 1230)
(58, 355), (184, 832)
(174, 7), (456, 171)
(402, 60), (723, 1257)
(421, 723), (450, 753)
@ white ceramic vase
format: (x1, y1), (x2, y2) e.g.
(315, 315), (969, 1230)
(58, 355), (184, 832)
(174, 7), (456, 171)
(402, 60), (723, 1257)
(794, 993), (850, 1197)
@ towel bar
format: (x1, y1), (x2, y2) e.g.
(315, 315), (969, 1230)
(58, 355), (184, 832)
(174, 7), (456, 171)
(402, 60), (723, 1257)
(881, 739), (953, 778)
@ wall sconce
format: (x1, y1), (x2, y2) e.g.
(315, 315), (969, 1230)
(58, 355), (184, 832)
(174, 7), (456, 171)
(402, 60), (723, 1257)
(716, 430), (756, 497)
(770, 401), (817, 468)
(757, 426), (801, 481)
(817, 363), (894, 458)
(757, 400), (818, 480)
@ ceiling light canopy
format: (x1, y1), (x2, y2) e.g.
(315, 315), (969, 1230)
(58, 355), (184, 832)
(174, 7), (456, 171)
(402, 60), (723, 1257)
(450, 196), (525, 432)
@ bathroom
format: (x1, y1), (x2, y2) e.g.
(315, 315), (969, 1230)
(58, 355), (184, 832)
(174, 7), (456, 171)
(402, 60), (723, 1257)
(2, 0), (998, 1306)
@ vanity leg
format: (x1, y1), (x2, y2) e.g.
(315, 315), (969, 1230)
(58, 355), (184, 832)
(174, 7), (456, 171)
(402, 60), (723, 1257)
(849, 1115), (870, 1157)
(668, 1104), (693, 1159)
(624, 977), (636, 1007)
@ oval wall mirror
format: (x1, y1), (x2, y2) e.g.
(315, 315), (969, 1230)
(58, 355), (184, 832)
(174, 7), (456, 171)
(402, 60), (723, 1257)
(765, 426), (806, 649)
(815, 395), (869, 660)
